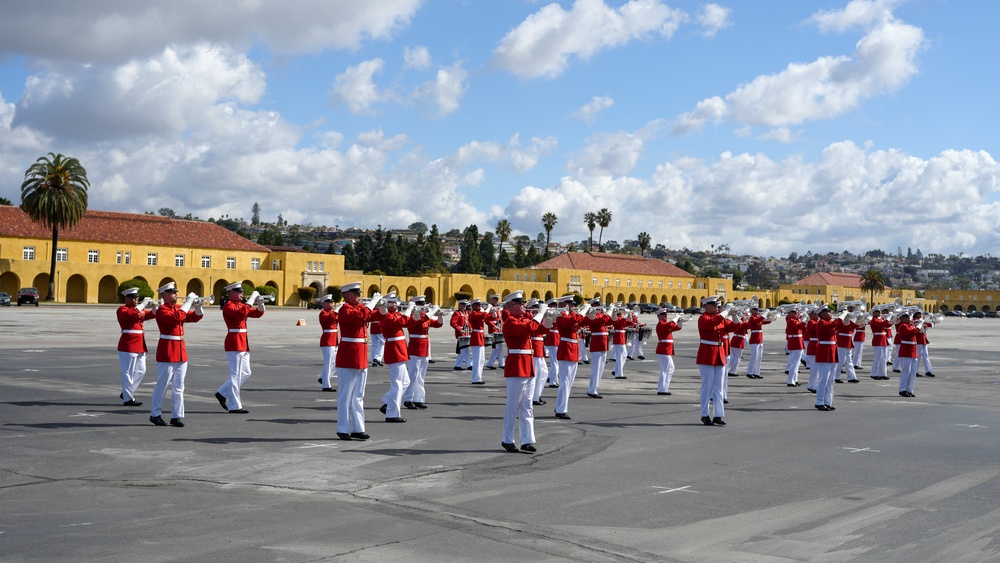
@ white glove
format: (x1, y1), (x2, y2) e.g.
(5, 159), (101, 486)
(180, 292), (198, 313)
(587, 311), (597, 320)
(484, 303), (493, 314)
(366, 292), (382, 311)
(256, 300), (266, 312)
(578, 304), (591, 317)
(194, 304), (204, 316)
(533, 304), (549, 324)
(246, 290), (260, 307)
(402, 302), (415, 318)
(378, 305), (388, 315)
(333, 303), (344, 313)
(139, 297), (153, 310)
(428, 305), (440, 317)
(676, 316), (688, 326)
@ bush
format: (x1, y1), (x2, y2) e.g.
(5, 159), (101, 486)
(323, 286), (343, 302)
(297, 286), (317, 305)
(117, 279), (154, 302)
(454, 291), (472, 302)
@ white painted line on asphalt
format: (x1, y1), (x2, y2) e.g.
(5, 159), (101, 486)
(24, 350), (46, 353)
(842, 447), (880, 453)
(298, 443), (337, 449)
(955, 424), (987, 428)
(315, 399), (336, 402)
(22, 369), (38, 372)
(70, 412), (105, 418)
(653, 485), (699, 494)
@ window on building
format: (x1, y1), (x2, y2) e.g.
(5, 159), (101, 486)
(124, 252), (131, 265)
(307, 261), (313, 272)
(545, 274), (550, 282)
(668, 281), (673, 288)
(319, 261), (325, 272)
(592, 277), (598, 285)
(648, 280), (653, 288)
(56, 248), (68, 262)
(658, 281), (663, 288)
(615, 278), (620, 286)
(697, 282), (705, 289)
(604, 278), (609, 286)
(251, 258), (260, 271)
(226, 257), (236, 269)
(175, 254), (185, 267)
(147, 253), (158, 266)
(626, 279), (632, 287)
(686, 283), (691, 289)
(87, 250), (99, 263)
(22, 246), (35, 260)
(532, 274), (537, 282)
(202, 256), (211, 268)
(116, 251), (122, 264)
(272, 259), (280, 270)
(515, 274), (520, 281)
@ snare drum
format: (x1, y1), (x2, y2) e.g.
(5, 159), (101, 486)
(625, 327), (637, 340)
(484, 335), (493, 347)
(491, 333), (505, 348)
(458, 336), (471, 350)
(639, 326), (653, 341)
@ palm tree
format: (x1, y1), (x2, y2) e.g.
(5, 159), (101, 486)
(596, 207), (612, 250)
(860, 268), (887, 305)
(541, 212), (557, 258)
(495, 219), (512, 257)
(584, 212), (597, 251)
(636, 231), (651, 257)
(20, 153), (90, 302)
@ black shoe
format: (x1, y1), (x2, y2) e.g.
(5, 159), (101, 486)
(583, 360), (591, 364)
(785, 370), (789, 374)
(413, 402), (428, 409)
(638, 356), (645, 360)
(349, 432), (370, 440)
(723, 399), (729, 404)
(587, 393), (603, 399)
(855, 366), (863, 370)
(322, 387), (336, 392)
(123, 399), (143, 406)
(532, 400), (547, 405)
(385, 417), (406, 423)
(486, 365), (497, 370)
(466, 367), (473, 371)
(701, 416), (714, 426)
(214, 392), (228, 411)
(403, 401), (418, 410)
(318, 377), (322, 383)
(149, 415), (167, 426)
(728, 373), (737, 378)
(428, 359), (437, 363)
(615, 376), (627, 380)
(746, 374), (754, 379)
(471, 381), (486, 385)
(834, 379), (844, 383)
(119, 393), (124, 399)
(787, 383), (798, 387)
(848, 379), (859, 383)
(657, 391), (672, 395)
(925, 372), (935, 377)
(871, 376), (881, 380)
(611, 371), (616, 376)
(899, 391), (910, 397)
(520, 443), (537, 452)
(502, 442), (518, 452)
(379, 404), (387, 414)
(712, 417), (726, 426)
(825, 405), (836, 411)
(169, 418), (184, 427)
(228, 409), (249, 414)
(337, 432), (352, 440)
(755, 375), (764, 379)
(627, 356), (634, 360)
(454, 366), (464, 371)
(916, 373), (924, 377)
(893, 369), (901, 373)
(815, 404), (829, 411)
(555, 412), (571, 420)
(808, 388), (817, 393)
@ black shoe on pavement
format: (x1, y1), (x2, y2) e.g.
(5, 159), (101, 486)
(379, 404), (387, 414)
(587, 393), (603, 399)
(520, 443), (537, 452)
(228, 409), (249, 414)
(712, 417), (726, 426)
(349, 432), (370, 440)
(337, 432), (352, 440)
(322, 387), (336, 392)
(403, 401), (418, 410)
(385, 417), (406, 423)
(214, 392), (228, 411)
(123, 399), (143, 406)
(555, 412), (571, 420)
(657, 391), (672, 395)
(169, 418), (185, 427)
(502, 442), (518, 452)
(149, 415), (167, 426)
(413, 402), (428, 409)
(925, 372), (936, 377)
(701, 416), (714, 426)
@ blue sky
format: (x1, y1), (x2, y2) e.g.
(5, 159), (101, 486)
(1, 0), (998, 257)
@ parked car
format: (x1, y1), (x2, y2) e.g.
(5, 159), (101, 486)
(984, 310), (998, 318)
(683, 306), (704, 315)
(966, 310), (985, 318)
(17, 287), (39, 306)
(638, 302), (659, 314)
(943, 310), (964, 317)
(306, 299), (323, 309)
(0, 292), (10, 306)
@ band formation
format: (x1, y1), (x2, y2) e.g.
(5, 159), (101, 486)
(116, 284), (939, 451)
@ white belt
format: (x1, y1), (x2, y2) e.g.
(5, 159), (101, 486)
(613, 330), (626, 333)
(560, 337), (577, 343)
(472, 329), (484, 333)
(591, 331), (607, 336)
(732, 334), (745, 339)
(787, 335), (802, 339)
(700, 340), (721, 346)
(809, 338), (818, 341)
(901, 340), (916, 345)
(342, 337), (366, 343)
(323, 329), (338, 333)
(659, 339), (673, 343)
(228, 328), (247, 333)
(838, 333), (852, 337)
(159, 335), (182, 341)
(409, 334), (427, 339)
(508, 349), (532, 355)
(873, 332), (885, 336)
(121, 330), (143, 334)
(751, 330), (762, 333)
(386, 336), (406, 342)
(818, 340), (836, 345)
(532, 337), (544, 341)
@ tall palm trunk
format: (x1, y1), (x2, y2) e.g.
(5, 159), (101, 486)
(47, 225), (58, 301)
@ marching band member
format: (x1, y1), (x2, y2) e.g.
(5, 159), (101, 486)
(335, 282), (379, 441)
(813, 306), (839, 411)
(890, 322), (902, 373)
(403, 298), (444, 409)
(117, 287), (153, 406)
(834, 310), (859, 384)
(912, 312), (936, 377)
(852, 306), (867, 370)
(894, 313), (920, 397)
(485, 294), (504, 369)
(554, 295), (589, 418)
(805, 309), (820, 391)
(696, 297), (738, 425)
(369, 292), (388, 367)
(609, 308), (633, 379)
(450, 299), (470, 371)
(215, 282), (265, 414)
(745, 307), (772, 379)
(726, 318), (748, 379)
(582, 300), (612, 397)
(149, 282), (203, 427)
(317, 294), (338, 391)
(467, 299), (491, 384)
(626, 302), (646, 360)
(377, 296), (412, 422)
(543, 298), (561, 387)
(868, 309), (891, 380)
(654, 309), (683, 395)
(500, 291), (540, 453)
(527, 299), (551, 406)
(784, 310), (806, 386)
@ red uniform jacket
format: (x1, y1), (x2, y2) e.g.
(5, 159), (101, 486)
(785, 317), (806, 351)
(654, 320), (681, 356)
(853, 322), (866, 343)
(814, 319), (838, 363)
(610, 316), (632, 345)
(869, 317), (891, 347)
(487, 310), (502, 335)
(583, 314), (611, 352)
(450, 310), (469, 338)
(915, 322), (930, 345)
(467, 310), (491, 346)
(502, 313), (539, 378)
(379, 310), (410, 365)
(335, 302), (373, 369)
(406, 313), (443, 357)
(835, 318), (857, 349)
(117, 304), (151, 353)
(747, 315), (771, 345)
(805, 320), (818, 356)
(369, 315), (383, 336)
(696, 313), (738, 366)
(555, 311), (586, 361)
(319, 309), (339, 347)
(223, 301), (264, 352)
(896, 322), (919, 358)
(729, 322), (748, 349)
(531, 323), (547, 358)
(154, 303), (203, 363)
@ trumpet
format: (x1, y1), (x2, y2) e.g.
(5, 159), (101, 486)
(837, 298), (867, 312)
(668, 313), (693, 324)
(191, 294), (215, 307)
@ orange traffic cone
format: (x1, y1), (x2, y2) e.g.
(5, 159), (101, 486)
(296, 318), (307, 326)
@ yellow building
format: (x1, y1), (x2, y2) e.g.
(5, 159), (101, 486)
(778, 271), (924, 310)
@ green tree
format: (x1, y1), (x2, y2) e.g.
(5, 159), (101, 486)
(424, 224), (446, 272)
(408, 221), (428, 236)
(596, 208), (612, 250)
(636, 231), (651, 257)
(745, 260), (775, 289)
(455, 225), (483, 274)
(117, 279), (154, 302)
(479, 231), (497, 276)
(497, 249), (514, 269)
(541, 212), (557, 258)
(495, 219), (512, 258)
(584, 212), (597, 250)
(158, 207), (176, 218)
(859, 268), (887, 304)
(526, 242), (542, 265)
(20, 153), (90, 301)
(701, 266), (722, 278)
(251, 202), (261, 225)
(341, 243), (360, 270)
(513, 240), (529, 267)
(0, 197), (12, 205)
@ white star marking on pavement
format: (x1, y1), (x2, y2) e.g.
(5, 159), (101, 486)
(842, 447), (880, 453)
(653, 485), (699, 494)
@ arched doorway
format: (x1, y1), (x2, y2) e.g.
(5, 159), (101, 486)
(423, 286), (435, 305)
(367, 284), (380, 298)
(545, 291), (554, 301)
(605, 292), (612, 305)
(386, 284), (399, 296)
(0, 271), (20, 294)
(98, 275), (119, 303)
(66, 274), (87, 303)
(406, 286), (418, 299)
(531, 290), (541, 299)
(681, 296), (688, 308)
(186, 278), (204, 297)
(33, 273), (50, 300)
(213, 279), (229, 300)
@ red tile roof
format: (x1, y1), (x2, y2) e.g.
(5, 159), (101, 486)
(0, 206), (268, 252)
(533, 252), (695, 277)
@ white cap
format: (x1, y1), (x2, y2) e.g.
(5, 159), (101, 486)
(526, 298), (540, 308)
(656, 308), (669, 316)
(558, 294), (575, 304)
(157, 282), (177, 294)
(470, 298), (482, 306)
(409, 295), (426, 304)
(340, 281), (362, 293)
(546, 298), (558, 306)
(503, 290), (525, 304)
(489, 294), (500, 301)
(121, 287), (140, 297)
(225, 282), (243, 292)
(589, 298), (601, 306)
(457, 299), (469, 306)
(700, 296), (720, 306)
(320, 294), (334, 303)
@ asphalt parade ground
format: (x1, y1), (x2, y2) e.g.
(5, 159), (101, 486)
(1, 305), (998, 562)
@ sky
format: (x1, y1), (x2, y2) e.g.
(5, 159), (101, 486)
(1, 0), (998, 258)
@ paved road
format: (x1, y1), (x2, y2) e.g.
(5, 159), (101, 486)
(1, 306), (998, 562)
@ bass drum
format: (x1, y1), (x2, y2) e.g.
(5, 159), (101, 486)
(639, 326), (653, 341)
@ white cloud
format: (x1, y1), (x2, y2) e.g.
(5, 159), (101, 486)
(330, 58), (393, 115)
(452, 134), (558, 175)
(672, 0), (924, 133)
(809, 0), (900, 33)
(404, 45), (432, 70)
(571, 96), (614, 124)
(697, 3), (732, 37)
(492, 0), (686, 79)
(757, 127), (795, 143)
(411, 62), (468, 117)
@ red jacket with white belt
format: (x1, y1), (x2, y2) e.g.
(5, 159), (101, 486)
(467, 310), (490, 346)
(583, 314), (611, 352)
(117, 304), (151, 353)
(379, 310), (410, 365)
(555, 312), (586, 361)
(223, 301), (264, 352)
(406, 313), (443, 357)
(696, 313), (737, 366)
(154, 303), (203, 363)
(502, 313), (539, 378)
(785, 317), (805, 351)
(655, 320), (681, 355)
(747, 315), (770, 344)
(335, 302), (372, 369)
(319, 309), (339, 347)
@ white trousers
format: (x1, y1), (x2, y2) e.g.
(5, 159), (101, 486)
(727, 347), (745, 375)
(337, 367), (367, 434)
(917, 344), (933, 374)
(628, 336), (644, 358)
(470, 346), (486, 383)
(545, 346), (560, 384)
(588, 350), (608, 394)
(786, 349), (803, 384)
(836, 347), (857, 381)
(151, 362), (186, 418)
(455, 342), (470, 368)
(503, 377), (536, 446)
(610, 344), (627, 377)
(806, 353), (819, 389)
(532, 356), (549, 401)
(657, 354), (674, 393)
(815, 362), (837, 407)
(219, 351), (252, 410)
(578, 339), (589, 361)
(320, 345), (337, 388)
(698, 364), (725, 418)
(381, 361), (410, 418)
(747, 343), (763, 376)
(889, 344), (900, 365)
(555, 360), (578, 414)
(897, 357), (918, 393)
(853, 341), (865, 367)
(370, 334), (385, 362)
(486, 340), (505, 367)
(119, 351), (146, 402)
(870, 346), (888, 378)
(404, 355), (428, 403)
